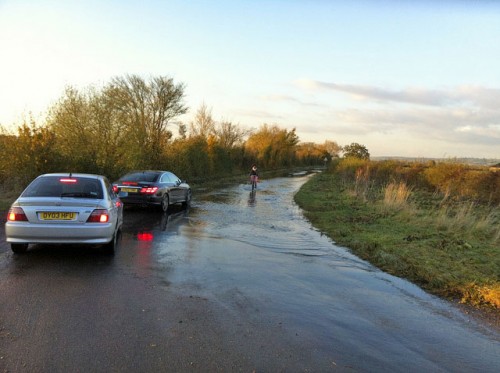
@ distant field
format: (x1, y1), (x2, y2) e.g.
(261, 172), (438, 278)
(371, 156), (500, 167)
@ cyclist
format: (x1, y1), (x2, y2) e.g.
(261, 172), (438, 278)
(249, 165), (259, 190)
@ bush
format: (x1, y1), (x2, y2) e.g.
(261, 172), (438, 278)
(424, 162), (500, 204)
(331, 159), (498, 206)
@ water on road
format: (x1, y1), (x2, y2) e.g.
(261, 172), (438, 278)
(1, 175), (499, 372)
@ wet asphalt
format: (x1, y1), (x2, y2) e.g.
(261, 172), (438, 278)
(0, 175), (499, 372)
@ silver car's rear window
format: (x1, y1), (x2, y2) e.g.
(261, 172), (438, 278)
(22, 176), (104, 199)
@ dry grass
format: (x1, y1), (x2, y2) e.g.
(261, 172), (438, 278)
(461, 283), (500, 308)
(383, 182), (412, 210)
(435, 202), (500, 245)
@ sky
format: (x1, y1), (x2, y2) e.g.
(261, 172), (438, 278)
(1, 0), (499, 159)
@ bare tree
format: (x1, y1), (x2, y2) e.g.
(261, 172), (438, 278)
(215, 120), (249, 149)
(106, 75), (188, 166)
(189, 103), (215, 139)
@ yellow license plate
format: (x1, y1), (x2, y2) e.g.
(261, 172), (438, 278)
(40, 212), (76, 220)
(121, 187), (137, 193)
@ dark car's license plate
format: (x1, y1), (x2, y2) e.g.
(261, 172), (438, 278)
(120, 188), (138, 193)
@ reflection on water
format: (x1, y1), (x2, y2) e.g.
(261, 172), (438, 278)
(247, 190), (256, 206)
(137, 232), (154, 241)
(119, 205), (193, 276)
(123, 206), (191, 241)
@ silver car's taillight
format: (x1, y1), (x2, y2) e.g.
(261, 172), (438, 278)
(86, 209), (110, 223)
(7, 207), (28, 222)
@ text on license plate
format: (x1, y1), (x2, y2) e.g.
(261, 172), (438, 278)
(121, 187), (137, 193)
(40, 212), (76, 220)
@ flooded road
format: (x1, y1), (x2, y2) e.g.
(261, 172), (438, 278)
(1, 175), (499, 372)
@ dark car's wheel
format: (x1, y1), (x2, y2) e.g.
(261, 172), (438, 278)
(11, 243), (28, 254)
(161, 193), (170, 212)
(182, 190), (191, 208)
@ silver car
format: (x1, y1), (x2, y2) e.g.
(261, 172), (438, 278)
(5, 173), (123, 254)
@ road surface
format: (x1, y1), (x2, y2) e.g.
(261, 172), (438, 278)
(1, 175), (499, 372)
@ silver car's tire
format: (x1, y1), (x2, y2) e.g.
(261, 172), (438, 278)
(161, 194), (170, 212)
(11, 243), (28, 254)
(103, 230), (119, 255)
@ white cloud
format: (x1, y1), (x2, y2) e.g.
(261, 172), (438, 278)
(295, 79), (500, 110)
(290, 80), (500, 151)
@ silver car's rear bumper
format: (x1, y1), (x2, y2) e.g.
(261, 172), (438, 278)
(5, 222), (116, 244)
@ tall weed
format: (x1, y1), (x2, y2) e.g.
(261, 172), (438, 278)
(383, 182), (412, 210)
(436, 203), (472, 234)
(354, 164), (372, 200)
(435, 202), (499, 244)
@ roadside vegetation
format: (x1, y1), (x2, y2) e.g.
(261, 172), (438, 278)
(1, 74), (499, 312)
(0, 74), (339, 209)
(295, 158), (500, 310)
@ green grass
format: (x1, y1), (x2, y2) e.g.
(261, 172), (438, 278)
(294, 172), (500, 309)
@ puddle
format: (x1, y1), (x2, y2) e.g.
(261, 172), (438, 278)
(120, 175), (500, 371)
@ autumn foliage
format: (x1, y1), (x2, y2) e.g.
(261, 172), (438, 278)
(0, 75), (338, 192)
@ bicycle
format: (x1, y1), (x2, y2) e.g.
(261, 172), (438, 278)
(250, 175), (258, 191)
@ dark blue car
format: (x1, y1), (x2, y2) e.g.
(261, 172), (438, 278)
(113, 170), (191, 212)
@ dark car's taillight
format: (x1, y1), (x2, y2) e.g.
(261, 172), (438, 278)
(86, 209), (110, 223)
(140, 187), (159, 194)
(7, 207), (28, 222)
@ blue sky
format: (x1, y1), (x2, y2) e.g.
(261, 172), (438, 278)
(1, 0), (499, 158)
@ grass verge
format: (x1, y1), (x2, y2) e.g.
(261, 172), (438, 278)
(294, 172), (500, 310)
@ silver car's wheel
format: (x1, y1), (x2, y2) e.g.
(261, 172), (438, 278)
(11, 243), (28, 254)
(103, 230), (120, 255)
(161, 194), (169, 212)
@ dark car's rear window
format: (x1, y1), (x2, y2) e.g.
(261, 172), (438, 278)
(121, 172), (160, 183)
(22, 176), (103, 199)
